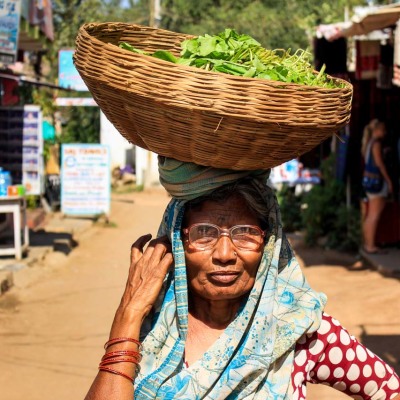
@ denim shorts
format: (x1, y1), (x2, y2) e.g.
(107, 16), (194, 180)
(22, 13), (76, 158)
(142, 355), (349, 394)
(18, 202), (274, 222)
(366, 181), (388, 199)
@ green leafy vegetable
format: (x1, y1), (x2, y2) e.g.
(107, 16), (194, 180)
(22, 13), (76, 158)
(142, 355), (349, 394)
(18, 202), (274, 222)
(152, 50), (178, 63)
(119, 29), (343, 88)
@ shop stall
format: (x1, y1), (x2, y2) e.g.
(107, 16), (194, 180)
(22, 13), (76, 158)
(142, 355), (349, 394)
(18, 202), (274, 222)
(0, 105), (44, 258)
(315, 3), (400, 246)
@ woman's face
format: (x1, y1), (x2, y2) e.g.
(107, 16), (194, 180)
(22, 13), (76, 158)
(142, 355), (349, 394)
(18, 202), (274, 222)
(183, 194), (264, 303)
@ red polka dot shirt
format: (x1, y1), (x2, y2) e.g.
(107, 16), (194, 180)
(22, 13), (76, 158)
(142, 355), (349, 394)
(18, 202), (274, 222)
(292, 313), (400, 399)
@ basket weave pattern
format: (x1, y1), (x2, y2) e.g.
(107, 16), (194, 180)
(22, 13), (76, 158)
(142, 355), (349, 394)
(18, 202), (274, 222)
(74, 22), (353, 170)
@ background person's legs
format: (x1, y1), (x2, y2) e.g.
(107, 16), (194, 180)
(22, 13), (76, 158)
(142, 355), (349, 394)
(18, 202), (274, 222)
(362, 196), (386, 252)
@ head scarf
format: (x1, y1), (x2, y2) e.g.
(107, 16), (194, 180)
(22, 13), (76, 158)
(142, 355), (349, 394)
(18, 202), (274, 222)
(134, 158), (326, 399)
(158, 156), (269, 201)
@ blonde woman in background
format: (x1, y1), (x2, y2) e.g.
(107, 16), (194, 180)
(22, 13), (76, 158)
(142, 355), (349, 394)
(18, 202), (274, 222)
(361, 119), (393, 254)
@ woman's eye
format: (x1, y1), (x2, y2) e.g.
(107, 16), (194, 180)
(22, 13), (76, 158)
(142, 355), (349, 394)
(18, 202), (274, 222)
(234, 235), (258, 244)
(198, 226), (217, 236)
(196, 236), (214, 244)
(234, 227), (254, 236)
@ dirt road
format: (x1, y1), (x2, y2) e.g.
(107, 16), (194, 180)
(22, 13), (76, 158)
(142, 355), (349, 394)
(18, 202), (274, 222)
(0, 190), (399, 400)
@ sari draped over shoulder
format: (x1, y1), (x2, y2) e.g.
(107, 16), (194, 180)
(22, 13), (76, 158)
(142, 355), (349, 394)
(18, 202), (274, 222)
(134, 158), (326, 399)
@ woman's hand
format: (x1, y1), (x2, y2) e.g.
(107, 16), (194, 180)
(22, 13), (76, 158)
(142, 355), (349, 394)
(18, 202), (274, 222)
(110, 234), (174, 337)
(124, 234), (173, 317)
(84, 236), (173, 400)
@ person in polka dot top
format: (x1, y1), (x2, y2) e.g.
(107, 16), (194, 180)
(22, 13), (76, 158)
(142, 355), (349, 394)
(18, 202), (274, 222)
(84, 173), (400, 400)
(292, 313), (400, 399)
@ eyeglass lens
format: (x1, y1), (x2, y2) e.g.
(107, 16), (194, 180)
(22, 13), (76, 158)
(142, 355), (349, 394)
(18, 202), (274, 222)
(188, 224), (263, 250)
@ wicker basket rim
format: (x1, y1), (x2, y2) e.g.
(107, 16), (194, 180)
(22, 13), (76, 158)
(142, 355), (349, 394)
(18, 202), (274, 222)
(73, 22), (353, 170)
(79, 22), (353, 93)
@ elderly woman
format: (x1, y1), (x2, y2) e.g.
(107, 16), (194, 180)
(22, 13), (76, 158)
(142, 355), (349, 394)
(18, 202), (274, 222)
(85, 159), (400, 400)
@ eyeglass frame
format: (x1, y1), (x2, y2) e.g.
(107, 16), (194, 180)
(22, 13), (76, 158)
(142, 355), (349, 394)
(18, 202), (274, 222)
(182, 223), (266, 250)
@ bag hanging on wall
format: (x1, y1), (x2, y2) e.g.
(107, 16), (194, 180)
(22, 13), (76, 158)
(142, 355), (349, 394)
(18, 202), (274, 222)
(362, 140), (383, 193)
(355, 40), (380, 80)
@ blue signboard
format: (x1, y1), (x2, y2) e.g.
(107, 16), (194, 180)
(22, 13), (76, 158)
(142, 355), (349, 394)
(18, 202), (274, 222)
(270, 159), (300, 185)
(58, 49), (88, 91)
(0, 0), (21, 65)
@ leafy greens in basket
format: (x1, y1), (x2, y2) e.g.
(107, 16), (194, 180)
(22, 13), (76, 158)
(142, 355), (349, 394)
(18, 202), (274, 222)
(119, 28), (342, 88)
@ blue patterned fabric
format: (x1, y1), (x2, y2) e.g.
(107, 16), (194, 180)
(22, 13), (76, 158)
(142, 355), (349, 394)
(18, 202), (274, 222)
(158, 156), (269, 201)
(134, 162), (327, 399)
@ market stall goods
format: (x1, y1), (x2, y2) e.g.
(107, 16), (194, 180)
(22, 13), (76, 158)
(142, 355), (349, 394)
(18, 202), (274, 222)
(74, 22), (353, 170)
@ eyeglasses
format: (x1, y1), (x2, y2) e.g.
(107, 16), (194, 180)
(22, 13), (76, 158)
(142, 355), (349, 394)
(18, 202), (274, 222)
(182, 223), (265, 251)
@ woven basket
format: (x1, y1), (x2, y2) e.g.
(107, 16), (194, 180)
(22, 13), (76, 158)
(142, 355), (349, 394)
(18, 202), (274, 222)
(74, 22), (353, 170)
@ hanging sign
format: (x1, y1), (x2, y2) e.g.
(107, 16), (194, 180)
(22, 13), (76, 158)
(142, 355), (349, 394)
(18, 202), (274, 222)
(58, 49), (88, 91)
(61, 144), (110, 216)
(55, 97), (97, 106)
(22, 105), (44, 195)
(0, 0), (21, 65)
(270, 159), (300, 185)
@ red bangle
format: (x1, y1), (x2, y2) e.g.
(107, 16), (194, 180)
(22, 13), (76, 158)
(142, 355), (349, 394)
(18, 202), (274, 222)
(99, 357), (141, 374)
(99, 366), (133, 383)
(100, 357), (140, 366)
(104, 337), (142, 351)
(102, 350), (141, 361)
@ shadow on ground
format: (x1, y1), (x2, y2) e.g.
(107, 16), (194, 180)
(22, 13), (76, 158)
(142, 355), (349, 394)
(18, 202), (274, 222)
(0, 229), (77, 257)
(29, 229), (78, 255)
(287, 232), (362, 270)
(360, 328), (400, 375)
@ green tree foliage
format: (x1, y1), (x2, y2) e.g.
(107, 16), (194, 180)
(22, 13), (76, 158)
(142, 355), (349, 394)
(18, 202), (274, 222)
(276, 185), (303, 233)
(37, 0), (151, 144)
(106, 0), (150, 24)
(36, 0), (388, 144)
(300, 154), (361, 251)
(61, 106), (101, 144)
(161, 0), (387, 50)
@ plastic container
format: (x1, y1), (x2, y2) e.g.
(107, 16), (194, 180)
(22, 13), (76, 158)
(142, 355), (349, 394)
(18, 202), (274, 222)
(7, 185), (26, 196)
(0, 168), (12, 196)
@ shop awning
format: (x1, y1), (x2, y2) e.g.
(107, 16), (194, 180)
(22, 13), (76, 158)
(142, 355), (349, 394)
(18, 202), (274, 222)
(317, 4), (400, 41)
(343, 3), (400, 37)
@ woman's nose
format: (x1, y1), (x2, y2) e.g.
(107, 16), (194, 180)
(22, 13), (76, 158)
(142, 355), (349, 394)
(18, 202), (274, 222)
(212, 235), (237, 264)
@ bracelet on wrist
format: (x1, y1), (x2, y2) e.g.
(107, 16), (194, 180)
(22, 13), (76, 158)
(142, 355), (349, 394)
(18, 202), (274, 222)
(99, 366), (134, 383)
(98, 338), (143, 382)
(104, 337), (143, 351)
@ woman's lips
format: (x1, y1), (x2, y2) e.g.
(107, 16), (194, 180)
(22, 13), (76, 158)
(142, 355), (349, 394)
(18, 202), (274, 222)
(209, 271), (239, 284)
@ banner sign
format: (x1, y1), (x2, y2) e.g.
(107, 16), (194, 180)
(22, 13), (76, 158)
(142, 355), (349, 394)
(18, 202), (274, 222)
(61, 144), (110, 216)
(58, 49), (88, 91)
(270, 159), (320, 187)
(0, 0), (21, 65)
(55, 97), (97, 107)
(22, 105), (44, 195)
(0, 105), (43, 195)
(270, 159), (300, 185)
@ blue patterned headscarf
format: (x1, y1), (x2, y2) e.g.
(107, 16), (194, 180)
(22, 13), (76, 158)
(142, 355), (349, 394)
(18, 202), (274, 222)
(134, 158), (326, 399)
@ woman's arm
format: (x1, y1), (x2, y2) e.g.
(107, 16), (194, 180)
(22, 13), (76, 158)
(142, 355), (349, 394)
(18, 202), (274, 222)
(372, 141), (393, 193)
(294, 314), (400, 400)
(84, 234), (173, 400)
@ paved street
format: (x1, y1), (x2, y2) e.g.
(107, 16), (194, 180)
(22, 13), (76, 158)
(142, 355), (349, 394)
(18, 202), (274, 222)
(0, 189), (399, 400)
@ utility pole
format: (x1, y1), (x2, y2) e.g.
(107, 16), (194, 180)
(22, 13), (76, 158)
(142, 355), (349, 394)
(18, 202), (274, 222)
(144, 0), (162, 189)
(149, 0), (161, 28)
(154, 0), (161, 28)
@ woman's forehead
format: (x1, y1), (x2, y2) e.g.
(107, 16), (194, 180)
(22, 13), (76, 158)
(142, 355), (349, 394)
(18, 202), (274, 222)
(185, 195), (259, 225)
